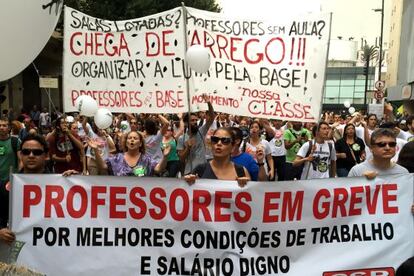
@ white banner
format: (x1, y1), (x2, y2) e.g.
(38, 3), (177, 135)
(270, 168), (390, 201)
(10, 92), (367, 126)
(63, 6), (331, 121)
(7, 174), (414, 275)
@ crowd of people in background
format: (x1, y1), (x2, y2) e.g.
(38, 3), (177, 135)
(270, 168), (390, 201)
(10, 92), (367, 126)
(1, 101), (414, 181)
(1, 100), (414, 251)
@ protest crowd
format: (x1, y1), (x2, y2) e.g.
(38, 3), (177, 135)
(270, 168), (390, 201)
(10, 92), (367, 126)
(1, 100), (414, 274)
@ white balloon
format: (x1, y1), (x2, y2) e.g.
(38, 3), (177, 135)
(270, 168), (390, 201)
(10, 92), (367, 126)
(343, 101), (351, 108)
(0, 0), (62, 81)
(65, 116), (74, 123)
(74, 95), (87, 109)
(76, 95), (98, 117)
(186, 44), (211, 73)
(348, 107), (356, 114)
(94, 108), (113, 129)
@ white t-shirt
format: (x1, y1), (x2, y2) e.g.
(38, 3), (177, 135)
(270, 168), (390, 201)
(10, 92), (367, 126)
(398, 130), (414, 142)
(269, 129), (286, 156)
(245, 139), (272, 175)
(145, 131), (164, 162)
(297, 140), (337, 180)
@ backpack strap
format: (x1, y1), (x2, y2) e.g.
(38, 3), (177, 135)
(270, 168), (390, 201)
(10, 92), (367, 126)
(305, 140), (313, 157)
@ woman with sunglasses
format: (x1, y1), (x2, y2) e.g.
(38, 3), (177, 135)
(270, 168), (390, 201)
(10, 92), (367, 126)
(335, 123), (365, 177)
(184, 127), (250, 187)
(89, 130), (170, 176)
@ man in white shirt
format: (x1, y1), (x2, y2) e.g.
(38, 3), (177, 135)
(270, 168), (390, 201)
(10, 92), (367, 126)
(293, 122), (337, 180)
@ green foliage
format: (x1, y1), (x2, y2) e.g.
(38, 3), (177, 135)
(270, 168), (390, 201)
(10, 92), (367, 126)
(64, 0), (221, 20)
(360, 45), (378, 65)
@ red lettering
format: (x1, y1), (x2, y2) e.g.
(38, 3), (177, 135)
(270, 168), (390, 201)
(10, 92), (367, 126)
(281, 191), (303, 221)
(91, 186), (107, 218)
(169, 189), (190, 221)
(129, 187), (147, 219)
(214, 191), (232, 222)
(349, 186), (364, 216)
(234, 192), (252, 223)
(23, 185), (42, 217)
(70, 32), (83, 55)
(66, 185), (88, 218)
(332, 188), (348, 218)
(149, 188), (167, 220)
(193, 190), (212, 222)
(244, 38), (262, 64)
(109, 187), (126, 219)
(313, 189), (330, 220)
(45, 185), (65, 218)
(262, 192), (281, 222)
(382, 184), (398, 214)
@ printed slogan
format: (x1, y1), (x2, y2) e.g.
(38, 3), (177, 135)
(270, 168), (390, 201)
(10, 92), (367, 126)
(63, 6), (331, 121)
(9, 174), (414, 275)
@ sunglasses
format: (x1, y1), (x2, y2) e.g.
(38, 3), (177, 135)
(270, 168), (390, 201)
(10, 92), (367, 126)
(21, 148), (45, 156)
(211, 136), (232, 145)
(373, 141), (397, 148)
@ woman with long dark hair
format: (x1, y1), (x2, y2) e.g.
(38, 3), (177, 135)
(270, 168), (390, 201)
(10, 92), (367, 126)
(335, 123), (366, 177)
(184, 127), (250, 186)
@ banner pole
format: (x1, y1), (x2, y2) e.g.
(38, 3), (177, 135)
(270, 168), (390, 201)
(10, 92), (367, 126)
(181, 3), (193, 173)
(317, 13), (333, 122)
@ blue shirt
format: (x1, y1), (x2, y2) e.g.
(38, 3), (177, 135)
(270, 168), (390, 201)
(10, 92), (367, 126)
(232, 152), (259, 181)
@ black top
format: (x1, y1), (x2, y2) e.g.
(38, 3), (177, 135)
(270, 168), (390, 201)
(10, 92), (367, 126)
(335, 137), (365, 170)
(192, 161), (246, 179)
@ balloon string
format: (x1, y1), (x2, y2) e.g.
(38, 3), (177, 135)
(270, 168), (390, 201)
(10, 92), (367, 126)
(31, 62), (60, 115)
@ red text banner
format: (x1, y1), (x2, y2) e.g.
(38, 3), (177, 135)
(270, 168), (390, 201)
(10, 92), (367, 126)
(9, 174), (414, 275)
(63, 6), (330, 121)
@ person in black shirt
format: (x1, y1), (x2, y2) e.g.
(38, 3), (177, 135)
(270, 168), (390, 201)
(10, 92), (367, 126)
(335, 123), (365, 177)
(184, 127), (250, 187)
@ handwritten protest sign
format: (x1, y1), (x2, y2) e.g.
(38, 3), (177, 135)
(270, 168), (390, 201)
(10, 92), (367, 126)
(9, 174), (414, 275)
(64, 6), (331, 121)
(64, 6), (330, 121)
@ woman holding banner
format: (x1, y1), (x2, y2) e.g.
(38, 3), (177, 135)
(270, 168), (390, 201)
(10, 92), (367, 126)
(184, 127), (250, 187)
(89, 130), (170, 177)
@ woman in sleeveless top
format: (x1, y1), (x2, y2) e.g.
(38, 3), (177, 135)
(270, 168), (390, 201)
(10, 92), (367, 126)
(184, 127), (250, 187)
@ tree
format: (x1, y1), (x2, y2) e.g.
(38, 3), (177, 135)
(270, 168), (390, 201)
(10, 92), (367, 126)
(64, 0), (221, 21)
(360, 45), (378, 110)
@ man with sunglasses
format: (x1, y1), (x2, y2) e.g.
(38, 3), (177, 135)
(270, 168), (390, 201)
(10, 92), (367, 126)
(1, 134), (78, 246)
(348, 128), (408, 177)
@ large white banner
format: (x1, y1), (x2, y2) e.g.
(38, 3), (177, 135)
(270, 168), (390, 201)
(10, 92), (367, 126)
(7, 174), (414, 275)
(63, 6), (331, 121)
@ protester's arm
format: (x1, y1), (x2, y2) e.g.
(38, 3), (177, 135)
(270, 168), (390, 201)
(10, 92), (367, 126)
(174, 113), (185, 140)
(203, 94), (215, 129)
(292, 142), (314, 167)
(384, 102), (395, 123)
(87, 139), (109, 174)
(361, 121), (372, 148)
(260, 119), (275, 136)
(81, 117), (89, 136)
(106, 135), (117, 154)
(158, 114), (170, 135)
(154, 144), (170, 174)
(67, 132), (83, 151)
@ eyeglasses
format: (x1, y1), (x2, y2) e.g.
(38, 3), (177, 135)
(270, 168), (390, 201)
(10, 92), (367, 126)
(373, 141), (397, 148)
(211, 136), (232, 145)
(21, 148), (45, 156)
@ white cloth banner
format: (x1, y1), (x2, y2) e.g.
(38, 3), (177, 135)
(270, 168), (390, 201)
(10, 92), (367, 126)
(8, 174), (414, 275)
(63, 6), (331, 121)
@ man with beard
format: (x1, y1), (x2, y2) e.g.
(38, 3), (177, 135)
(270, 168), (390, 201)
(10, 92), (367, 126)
(177, 95), (215, 174)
